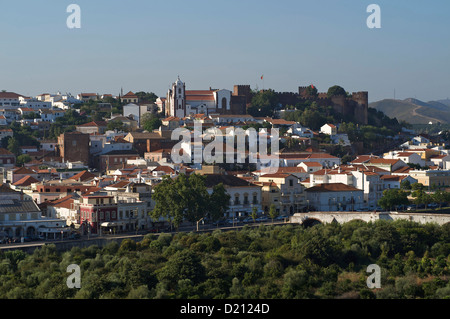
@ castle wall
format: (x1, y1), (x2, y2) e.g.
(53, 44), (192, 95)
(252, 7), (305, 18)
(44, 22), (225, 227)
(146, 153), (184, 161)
(277, 88), (369, 125)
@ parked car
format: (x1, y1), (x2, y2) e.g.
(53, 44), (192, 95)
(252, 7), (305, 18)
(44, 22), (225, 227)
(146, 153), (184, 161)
(242, 217), (255, 223)
(213, 219), (226, 227)
(256, 216), (268, 222)
(69, 233), (81, 240)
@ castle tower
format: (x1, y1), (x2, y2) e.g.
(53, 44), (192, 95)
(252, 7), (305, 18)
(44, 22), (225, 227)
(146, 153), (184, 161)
(351, 92), (368, 124)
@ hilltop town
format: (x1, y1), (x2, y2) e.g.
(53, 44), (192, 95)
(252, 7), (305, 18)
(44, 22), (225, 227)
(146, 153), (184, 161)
(1, 77), (450, 242)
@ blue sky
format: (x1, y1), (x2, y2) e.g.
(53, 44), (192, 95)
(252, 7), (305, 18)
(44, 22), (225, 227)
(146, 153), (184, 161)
(0, 0), (449, 102)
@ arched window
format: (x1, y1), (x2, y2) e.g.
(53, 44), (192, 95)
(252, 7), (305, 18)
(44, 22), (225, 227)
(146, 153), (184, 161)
(221, 97), (227, 109)
(252, 193), (258, 204)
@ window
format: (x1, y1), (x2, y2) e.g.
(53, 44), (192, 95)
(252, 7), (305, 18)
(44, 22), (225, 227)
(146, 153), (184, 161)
(72, 140), (77, 146)
(221, 97), (227, 109)
(289, 179), (293, 187)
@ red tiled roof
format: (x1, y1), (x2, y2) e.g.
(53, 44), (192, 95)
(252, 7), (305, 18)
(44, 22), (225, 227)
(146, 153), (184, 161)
(107, 180), (131, 189)
(69, 170), (96, 182)
(13, 167), (36, 174)
(367, 158), (401, 165)
(77, 121), (107, 127)
(0, 148), (14, 156)
(153, 165), (175, 174)
(122, 91), (138, 98)
(186, 95), (215, 102)
(350, 155), (379, 164)
(12, 175), (39, 187)
(306, 183), (361, 192)
(266, 119), (296, 125)
(162, 116), (180, 121)
(259, 173), (292, 179)
(396, 152), (416, 157)
(47, 195), (75, 209)
(185, 90), (215, 95)
(0, 92), (22, 99)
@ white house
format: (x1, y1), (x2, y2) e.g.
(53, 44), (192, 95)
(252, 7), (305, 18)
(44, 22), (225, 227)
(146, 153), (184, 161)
(0, 92), (21, 109)
(305, 183), (364, 211)
(320, 124), (337, 136)
(40, 109), (65, 122)
(380, 175), (417, 190)
(39, 140), (58, 152)
(384, 151), (425, 167)
(279, 153), (340, 168)
(298, 161), (322, 173)
(19, 97), (52, 110)
(429, 154), (450, 169)
(0, 184), (70, 240)
(204, 174), (262, 218)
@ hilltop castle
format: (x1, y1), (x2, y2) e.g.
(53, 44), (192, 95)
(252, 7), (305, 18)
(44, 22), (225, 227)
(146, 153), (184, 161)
(162, 77), (368, 124)
(277, 87), (369, 124)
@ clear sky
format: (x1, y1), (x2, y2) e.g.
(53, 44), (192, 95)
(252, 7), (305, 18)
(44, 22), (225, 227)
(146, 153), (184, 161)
(0, 0), (449, 102)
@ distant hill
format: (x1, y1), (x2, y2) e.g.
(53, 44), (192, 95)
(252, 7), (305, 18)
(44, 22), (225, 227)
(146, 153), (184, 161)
(436, 99), (450, 107)
(369, 98), (450, 124)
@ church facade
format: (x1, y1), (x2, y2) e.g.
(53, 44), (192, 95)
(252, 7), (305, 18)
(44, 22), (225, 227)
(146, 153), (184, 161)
(165, 77), (248, 117)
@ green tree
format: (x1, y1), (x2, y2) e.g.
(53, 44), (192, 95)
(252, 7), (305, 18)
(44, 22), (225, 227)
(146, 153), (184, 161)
(305, 85), (318, 98)
(247, 89), (279, 117)
(378, 189), (409, 211)
(156, 250), (206, 289)
(208, 183), (230, 222)
(16, 154), (32, 166)
(7, 136), (20, 156)
(135, 91), (158, 103)
(327, 85), (347, 98)
(268, 204), (278, 223)
(143, 117), (162, 132)
(152, 174), (228, 229)
(107, 119), (127, 132)
(251, 206), (258, 223)
(400, 179), (412, 190)
(151, 176), (186, 228)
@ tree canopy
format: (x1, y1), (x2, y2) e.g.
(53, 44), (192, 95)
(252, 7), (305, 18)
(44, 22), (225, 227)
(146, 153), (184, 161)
(327, 85), (347, 98)
(0, 221), (449, 299)
(151, 174), (230, 228)
(247, 89), (279, 117)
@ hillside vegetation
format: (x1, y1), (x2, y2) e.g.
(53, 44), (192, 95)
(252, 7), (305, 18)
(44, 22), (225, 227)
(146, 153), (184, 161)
(1, 221), (450, 299)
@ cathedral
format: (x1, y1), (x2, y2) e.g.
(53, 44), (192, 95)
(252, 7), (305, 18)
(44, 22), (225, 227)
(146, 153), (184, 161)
(164, 76), (248, 117)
